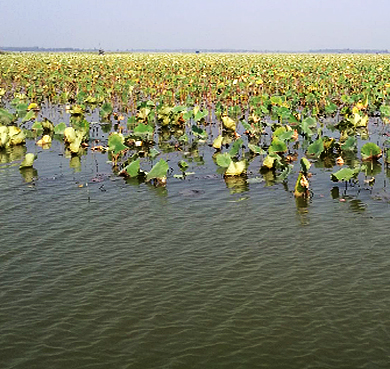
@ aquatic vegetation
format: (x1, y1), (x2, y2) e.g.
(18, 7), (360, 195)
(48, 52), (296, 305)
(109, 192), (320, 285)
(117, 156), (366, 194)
(1, 52), (390, 206)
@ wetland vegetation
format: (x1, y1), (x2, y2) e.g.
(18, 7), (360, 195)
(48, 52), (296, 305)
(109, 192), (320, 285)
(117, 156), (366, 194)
(1, 52), (390, 206)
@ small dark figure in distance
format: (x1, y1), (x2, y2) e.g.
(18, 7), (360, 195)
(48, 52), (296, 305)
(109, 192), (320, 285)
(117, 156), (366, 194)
(99, 49), (105, 55)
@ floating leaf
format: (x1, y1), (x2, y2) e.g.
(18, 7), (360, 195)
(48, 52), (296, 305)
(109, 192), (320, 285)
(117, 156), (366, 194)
(0, 108), (15, 125)
(221, 115), (236, 131)
(307, 137), (324, 158)
(340, 136), (356, 151)
(212, 135), (223, 149)
(229, 138), (243, 157)
(215, 152), (232, 167)
(146, 159), (169, 181)
(133, 123), (154, 140)
(294, 172), (309, 197)
(269, 137), (287, 154)
(331, 167), (359, 182)
(22, 110), (36, 123)
(225, 160), (246, 176)
(248, 143), (266, 155)
(108, 133), (127, 154)
(54, 122), (67, 135)
(20, 153), (36, 168)
(361, 142), (382, 161)
(124, 159), (140, 177)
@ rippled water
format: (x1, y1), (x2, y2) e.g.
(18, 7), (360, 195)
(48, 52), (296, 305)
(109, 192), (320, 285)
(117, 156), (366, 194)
(2, 138), (390, 368)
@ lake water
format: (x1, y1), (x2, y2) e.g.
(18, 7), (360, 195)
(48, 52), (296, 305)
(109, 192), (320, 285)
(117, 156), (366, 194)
(2, 124), (390, 368)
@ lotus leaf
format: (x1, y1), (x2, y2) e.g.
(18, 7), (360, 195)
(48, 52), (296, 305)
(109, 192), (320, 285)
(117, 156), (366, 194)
(0, 108), (15, 125)
(42, 119), (54, 133)
(212, 135), (223, 150)
(8, 126), (26, 146)
(300, 157), (311, 175)
(215, 152), (232, 168)
(37, 135), (52, 147)
(229, 138), (243, 157)
(64, 127), (76, 144)
(262, 154), (277, 169)
(361, 142), (382, 161)
(331, 167), (359, 182)
(294, 172), (309, 197)
(124, 159), (140, 177)
(133, 123), (154, 140)
(222, 116), (236, 131)
(191, 125), (208, 139)
(340, 136), (357, 151)
(225, 160), (246, 176)
(108, 133), (127, 154)
(22, 110), (36, 123)
(248, 144), (266, 155)
(54, 122), (67, 135)
(146, 159), (169, 181)
(0, 126), (9, 148)
(269, 137), (287, 154)
(307, 137), (324, 158)
(99, 102), (113, 119)
(20, 153), (36, 168)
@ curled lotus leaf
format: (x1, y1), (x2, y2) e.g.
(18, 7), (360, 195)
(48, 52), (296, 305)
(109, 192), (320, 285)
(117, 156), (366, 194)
(222, 115), (236, 131)
(20, 153), (36, 168)
(212, 135), (223, 150)
(8, 126), (25, 146)
(0, 126), (9, 148)
(64, 127), (76, 144)
(225, 160), (246, 176)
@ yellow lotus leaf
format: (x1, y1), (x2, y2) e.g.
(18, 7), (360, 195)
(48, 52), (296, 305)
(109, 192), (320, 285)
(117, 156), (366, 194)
(37, 135), (52, 147)
(212, 135), (223, 150)
(225, 160), (246, 176)
(8, 126), (26, 146)
(64, 127), (76, 143)
(222, 116), (236, 131)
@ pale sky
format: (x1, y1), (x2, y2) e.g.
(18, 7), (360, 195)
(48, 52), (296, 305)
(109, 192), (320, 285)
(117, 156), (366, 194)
(1, 0), (389, 51)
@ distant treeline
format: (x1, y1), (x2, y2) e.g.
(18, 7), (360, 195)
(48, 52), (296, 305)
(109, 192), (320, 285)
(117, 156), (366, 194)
(1, 46), (389, 54)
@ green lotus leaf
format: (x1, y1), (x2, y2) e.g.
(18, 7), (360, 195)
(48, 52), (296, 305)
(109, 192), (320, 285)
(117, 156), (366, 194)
(276, 164), (293, 182)
(191, 125), (208, 139)
(0, 108), (15, 125)
(229, 138), (243, 157)
(248, 143), (266, 155)
(134, 123), (154, 139)
(146, 159), (169, 181)
(194, 109), (208, 122)
(262, 154), (276, 169)
(108, 133), (128, 154)
(307, 137), (324, 158)
(148, 147), (160, 159)
(380, 105), (390, 118)
(20, 153), (36, 168)
(124, 159), (140, 177)
(99, 102), (113, 118)
(215, 152), (232, 167)
(361, 142), (382, 161)
(278, 130), (295, 141)
(294, 172), (309, 197)
(300, 157), (311, 175)
(69, 105), (84, 117)
(225, 160), (246, 176)
(54, 122), (67, 135)
(340, 136), (357, 151)
(32, 121), (43, 131)
(269, 137), (287, 154)
(300, 117), (316, 136)
(331, 167), (359, 182)
(21, 109), (36, 123)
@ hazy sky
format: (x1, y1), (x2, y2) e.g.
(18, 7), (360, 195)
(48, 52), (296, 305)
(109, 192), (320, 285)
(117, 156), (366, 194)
(1, 0), (390, 51)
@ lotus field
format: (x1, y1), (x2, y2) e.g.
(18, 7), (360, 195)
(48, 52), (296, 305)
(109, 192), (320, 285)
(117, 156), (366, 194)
(1, 52), (390, 202)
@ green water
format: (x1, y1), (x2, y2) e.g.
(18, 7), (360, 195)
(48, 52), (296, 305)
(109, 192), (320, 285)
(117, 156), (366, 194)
(2, 127), (390, 368)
